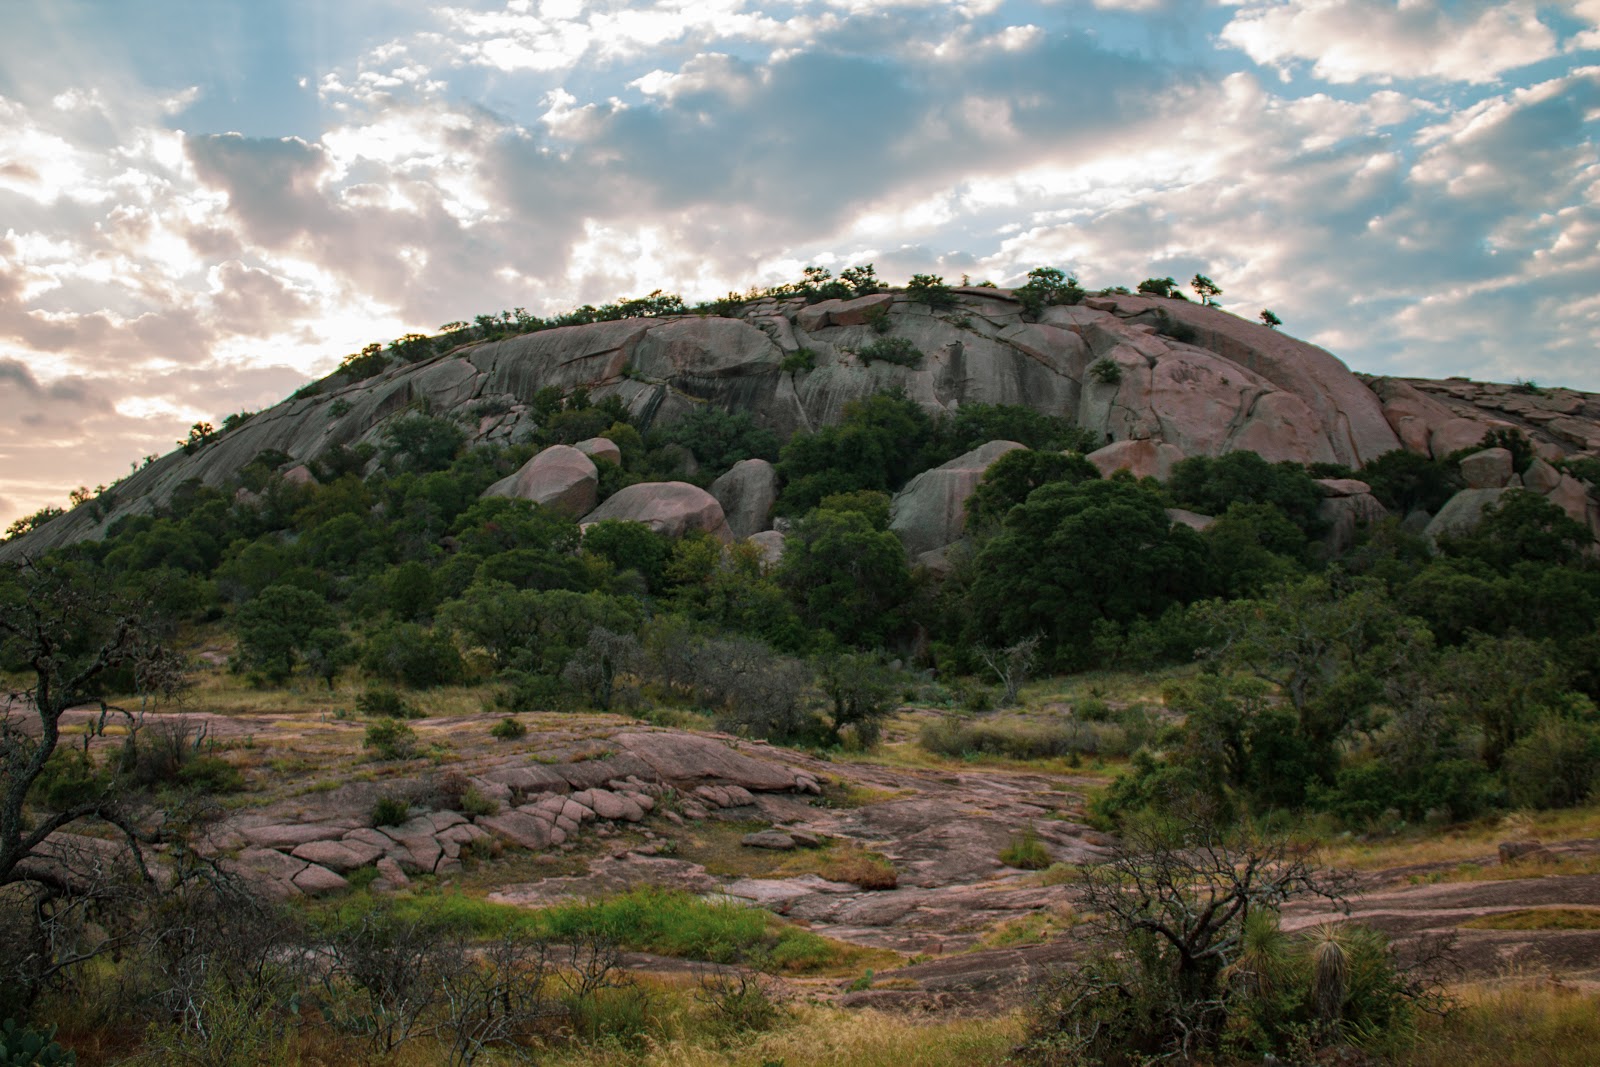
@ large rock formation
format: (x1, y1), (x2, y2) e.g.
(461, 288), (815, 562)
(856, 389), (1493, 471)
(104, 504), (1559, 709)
(889, 441), (1027, 556)
(581, 482), (734, 542)
(10, 284), (1600, 560)
(482, 444), (598, 516)
(710, 458), (778, 539)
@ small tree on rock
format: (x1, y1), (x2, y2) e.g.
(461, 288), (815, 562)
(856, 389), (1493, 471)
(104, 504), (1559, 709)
(1191, 273), (1223, 305)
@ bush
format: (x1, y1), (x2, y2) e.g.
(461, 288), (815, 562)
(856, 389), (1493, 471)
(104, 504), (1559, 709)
(361, 623), (464, 688)
(357, 687), (419, 719)
(460, 786), (500, 818)
(1088, 358), (1122, 385)
(490, 716), (527, 741)
(0, 1019), (75, 1065)
(1000, 827), (1051, 870)
(1503, 717), (1600, 809)
(853, 337), (922, 367)
(177, 755), (245, 793)
(817, 845), (898, 890)
(372, 795), (411, 826)
(779, 348), (817, 373)
(1019, 820), (1444, 1065)
(364, 720), (419, 761)
(919, 715), (1130, 761)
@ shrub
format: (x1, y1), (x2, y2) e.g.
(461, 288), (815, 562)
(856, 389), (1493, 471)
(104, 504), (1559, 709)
(818, 845), (898, 890)
(1088, 358), (1122, 385)
(372, 795), (411, 827)
(0, 1019), (75, 1065)
(356, 687), (418, 719)
(779, 348), (817, 373)
(906, 273), (957, 308)
(1000, 827), (1051, 870)
(364, 720), (419, 761)
(460, 786), (500, 818)
(1503, 717), (1600, 809)
(853, 337), (922, 367)
(177, 755), (245, 793)
(361, 623), (464, 688)
(490, 716), (527, 741)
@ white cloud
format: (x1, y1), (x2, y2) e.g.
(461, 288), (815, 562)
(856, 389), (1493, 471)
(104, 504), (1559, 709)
(1221, 0), (1561, 85)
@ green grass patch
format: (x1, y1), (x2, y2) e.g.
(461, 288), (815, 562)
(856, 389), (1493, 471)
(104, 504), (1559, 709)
(322, 887), (872, 974)
(999, 827), (1051, 870)
(1461, 908), (1600, 931)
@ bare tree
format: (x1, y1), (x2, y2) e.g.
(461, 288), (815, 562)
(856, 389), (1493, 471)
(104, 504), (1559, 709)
(1, 558), (189, 893)
(977, 635), (1039, 708)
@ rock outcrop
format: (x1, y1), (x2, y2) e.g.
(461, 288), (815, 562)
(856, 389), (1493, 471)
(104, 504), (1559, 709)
(710, 458), (778, 539)
(888, 441), (1026, 556)
(11, 284), (1600, 560)
(581, 482), (733, 542)
(482, 444), (598, 516)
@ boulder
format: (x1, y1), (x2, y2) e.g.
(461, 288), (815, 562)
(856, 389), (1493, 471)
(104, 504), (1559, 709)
(1165, 508), (1215, 532)
(575, 437), (622, 465)
(1315, 478), (1373, 498)
(1523, 458), (1562, 494)
(1460, 447), (1514, 489)
(1424, 487), (1508, 544)
(1085, 439), (1184, 481)
(291, 838), (386, 873)
(889, 441), (1027, 556)
(742, 831), (797, 851)
(1498, 840), (1555, 865)
(478, 811), (554, 851)
(291, 863), (351, 896)
(746, 530), (786, 569)
(795, 293), (894, 332)
(711, 458), (779, 538)
(1319, 492), (1388, 555)
(483, 444), (598, 517)
(1546, 474), (1592, 525)
(610, 731), (804, 792)
(581, 482), (733, 541)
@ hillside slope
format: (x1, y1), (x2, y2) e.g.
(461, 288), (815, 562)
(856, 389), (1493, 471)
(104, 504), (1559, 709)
(7, 286), (1598, 559)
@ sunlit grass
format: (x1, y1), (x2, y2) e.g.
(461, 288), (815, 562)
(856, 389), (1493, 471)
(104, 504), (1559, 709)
(1399, 981), (1600, 1066)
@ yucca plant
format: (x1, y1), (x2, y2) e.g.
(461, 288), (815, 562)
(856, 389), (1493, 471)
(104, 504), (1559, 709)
(1309, 924), (1351, 1028)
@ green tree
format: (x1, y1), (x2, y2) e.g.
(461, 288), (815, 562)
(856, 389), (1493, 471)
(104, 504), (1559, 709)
(777, 391), (935, 513)
(1136, 277), (1178, 298)
(1167, 452), (1326, 538)
(1259, 309), (1282, 328)
(779, 508), (912, 648)
(966, 479), (1210, 669)
(655, 407), (779, 477)
(813, 651), (898, 747)
(965, 450), (1100, 529)
(235, 585), (339, 682)
(1190, 273), (1222, 305)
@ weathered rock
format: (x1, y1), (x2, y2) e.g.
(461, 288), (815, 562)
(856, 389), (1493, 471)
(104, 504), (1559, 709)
(1165, 508), (1215, 532)
(1498, 840), (1556, 865)
(795, 293), (894, 332)
(240, 823), (349, 850)
(478, 811), (554, 851)
(889, 441), (1027, 556)
(1319, 492), (1388, 555)
(575, 437), (622, 465)
(742, 831), (797, 850)
(1523, 458), (1563, 494)
(483, 444), (598, 517)
(711, 459), (779, 538)
(1460, 447), (1514, 489)
(746, 530), (786, 568)
(581, 482), (733, 542)
(1315, 478), (1373, 497)
(292, 863), (351, 896)
(1425, 487), (1509, 543)
(291, 838), (386, 873)
(612, 731), (800, 791)
(1086, 439), (1184, 481)
(1547, 474), (1593, 525)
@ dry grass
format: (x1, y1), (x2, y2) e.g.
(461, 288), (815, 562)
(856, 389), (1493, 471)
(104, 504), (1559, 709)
(1314, 805), (1600, 875)
(1399, 981), (1600, 1066)
(1461, 907), (1600, 931)
(812, 843), (898, 890)
(543, 1004), (1023, 1067)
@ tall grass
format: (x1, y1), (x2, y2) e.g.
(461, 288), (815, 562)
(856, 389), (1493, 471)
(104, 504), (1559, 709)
(1400, 982), (1600, 1066)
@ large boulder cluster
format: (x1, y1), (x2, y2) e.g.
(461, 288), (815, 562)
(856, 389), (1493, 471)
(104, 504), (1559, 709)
(216, 731), (822, 900)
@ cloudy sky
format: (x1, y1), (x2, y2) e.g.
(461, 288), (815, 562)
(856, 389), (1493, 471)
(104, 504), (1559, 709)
(2, 0), (1598, 529)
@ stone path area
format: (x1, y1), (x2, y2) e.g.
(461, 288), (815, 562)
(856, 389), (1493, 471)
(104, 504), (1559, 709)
(43, 706), (1600, 1012)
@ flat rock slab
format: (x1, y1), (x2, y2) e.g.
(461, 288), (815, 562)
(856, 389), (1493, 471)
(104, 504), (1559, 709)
(742, 831), (797, 850)
(479, 811), (554, 851)
(291, 838), (386, 872)
(611, 731), (802, 792)
(292, 863), (351, 896)
(241, 823), (349, 849)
